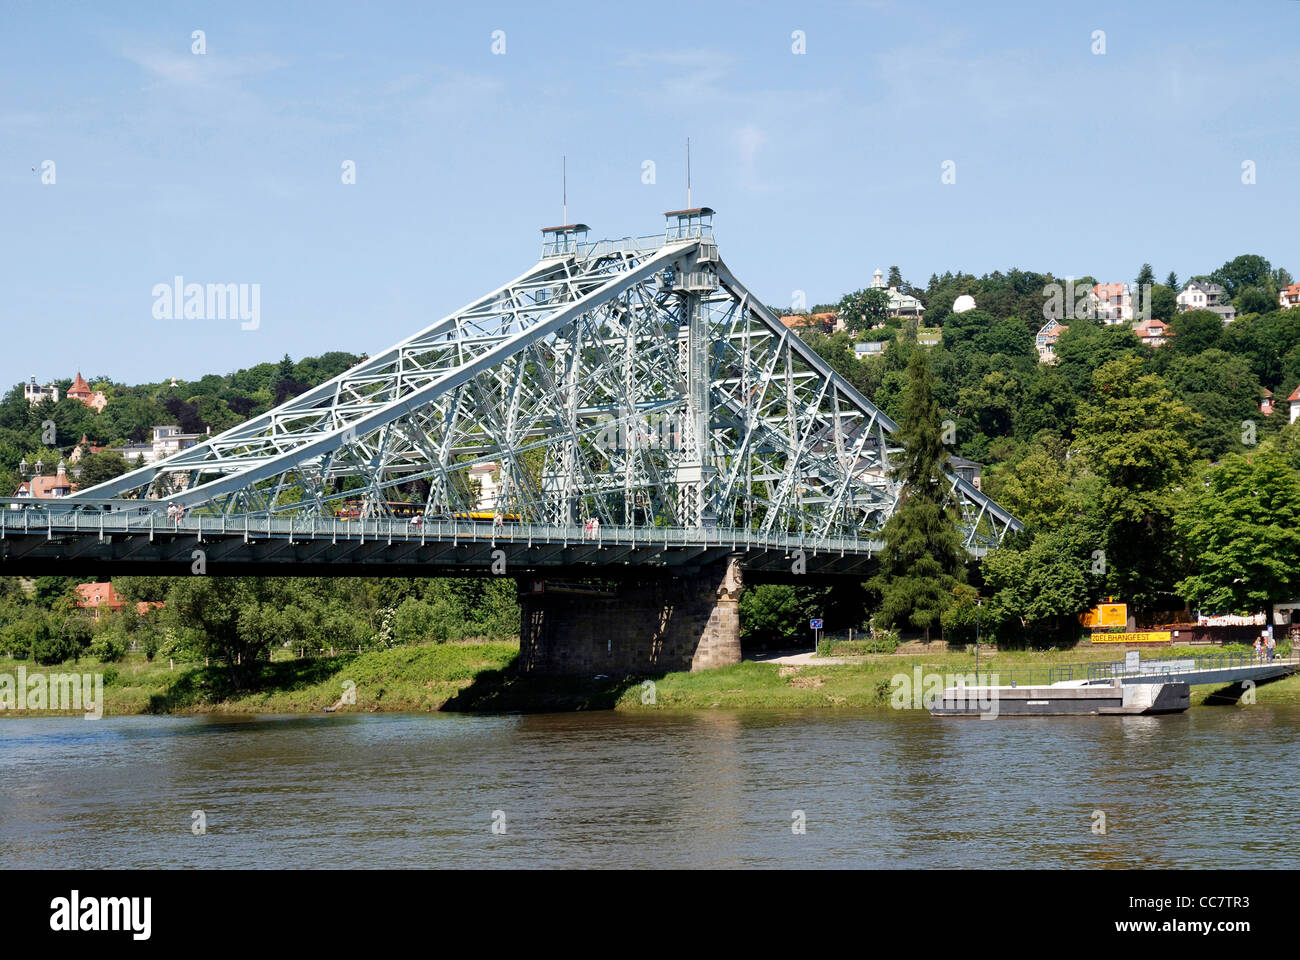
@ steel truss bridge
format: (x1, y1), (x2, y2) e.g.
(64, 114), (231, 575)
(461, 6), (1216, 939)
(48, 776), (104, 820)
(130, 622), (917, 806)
(2, 209), (1020, 577)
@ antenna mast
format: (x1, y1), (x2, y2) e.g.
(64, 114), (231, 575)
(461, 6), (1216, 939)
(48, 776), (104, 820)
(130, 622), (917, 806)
(562, 155), (567, 225)
(686, 137), (691, 208)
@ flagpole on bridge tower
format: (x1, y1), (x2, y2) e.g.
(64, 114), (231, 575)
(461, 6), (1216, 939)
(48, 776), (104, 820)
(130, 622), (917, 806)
(686, 138), (691, 209)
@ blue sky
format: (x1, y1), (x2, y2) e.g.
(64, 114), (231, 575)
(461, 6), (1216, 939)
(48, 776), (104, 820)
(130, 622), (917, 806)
(2, 0), (1297, 387)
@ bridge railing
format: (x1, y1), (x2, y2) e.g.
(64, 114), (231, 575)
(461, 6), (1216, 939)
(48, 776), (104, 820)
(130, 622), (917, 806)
(963, 650), (1298, 689)
(1084, 650), (1295, 681)
(0, 503), (882, 558)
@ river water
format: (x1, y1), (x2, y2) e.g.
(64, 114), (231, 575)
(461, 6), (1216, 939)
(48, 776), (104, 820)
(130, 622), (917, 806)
(1, 707), (1297, 869)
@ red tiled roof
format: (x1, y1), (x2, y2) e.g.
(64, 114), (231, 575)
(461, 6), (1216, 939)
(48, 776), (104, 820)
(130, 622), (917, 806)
(75, 583), (123, 610)
(13, 475), (77, 498)
(1289, 386), (1300, 403)
(68, 371), (91, 397)
(778, 312), (837, 328)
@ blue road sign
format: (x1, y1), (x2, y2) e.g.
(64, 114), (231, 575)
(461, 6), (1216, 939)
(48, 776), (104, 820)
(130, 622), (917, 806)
(810, 618), (824, 630)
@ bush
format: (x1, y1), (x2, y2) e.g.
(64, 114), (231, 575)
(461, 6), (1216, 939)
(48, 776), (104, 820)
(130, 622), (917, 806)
(31, 630), (80, 666)
(393, 598), (445, 646)
(90, 634), (127, 663)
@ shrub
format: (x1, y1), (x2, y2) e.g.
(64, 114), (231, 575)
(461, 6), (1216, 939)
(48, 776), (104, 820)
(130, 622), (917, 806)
(31, 630), (80, 666)
(90, 634), (127, 663)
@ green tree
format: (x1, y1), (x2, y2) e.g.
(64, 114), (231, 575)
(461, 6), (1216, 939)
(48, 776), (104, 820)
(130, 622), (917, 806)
(1166, 271), (1179, 292)
(1074, 356), (1199, 608)
(1164, 350), (1261, 460)
(1149, 284), (1177, 323)
(868, 351), (966, 639)
(1135, 264), (1155, 290)
(1236, 287), (1276, 316)
(1176, 449), (1300, 615)
(1212, 254), (1273, 298)
(1168, 309), (1223, 355)
(836, 287), (891, 334)
(984, 436), (1087, 531)
(983, 527), (1092, 646)
(75, 450), (131, 489)
(739, 584), (802, 646)
(164, 578), (280, 687)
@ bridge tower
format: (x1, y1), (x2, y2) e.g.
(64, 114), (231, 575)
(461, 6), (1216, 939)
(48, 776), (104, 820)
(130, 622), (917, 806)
(667, 208), (719, 528)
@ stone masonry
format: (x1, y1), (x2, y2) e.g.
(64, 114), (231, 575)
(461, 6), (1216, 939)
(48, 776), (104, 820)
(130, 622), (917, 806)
(517, 554), (743, 675)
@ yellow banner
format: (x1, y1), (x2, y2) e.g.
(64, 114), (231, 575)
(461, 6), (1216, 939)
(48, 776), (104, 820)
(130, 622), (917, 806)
(1090, 631), (1171, 644)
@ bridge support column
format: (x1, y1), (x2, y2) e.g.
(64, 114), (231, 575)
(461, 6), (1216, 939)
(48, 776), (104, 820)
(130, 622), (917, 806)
(517, 554), (743, 675)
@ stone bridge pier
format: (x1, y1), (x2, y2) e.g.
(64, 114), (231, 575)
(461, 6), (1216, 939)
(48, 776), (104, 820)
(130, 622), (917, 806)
(517, 554), (743, 675)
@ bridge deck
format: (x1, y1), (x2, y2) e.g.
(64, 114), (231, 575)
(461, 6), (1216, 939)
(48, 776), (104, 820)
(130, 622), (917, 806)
(0, 508), (907, 578)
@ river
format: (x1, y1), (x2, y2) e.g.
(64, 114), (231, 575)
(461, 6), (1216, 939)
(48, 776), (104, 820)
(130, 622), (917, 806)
(2, 707), (1297, 869)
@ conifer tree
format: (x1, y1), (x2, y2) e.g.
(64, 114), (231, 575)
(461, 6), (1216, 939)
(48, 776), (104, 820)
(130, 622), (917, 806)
(868, 351), (966, 640)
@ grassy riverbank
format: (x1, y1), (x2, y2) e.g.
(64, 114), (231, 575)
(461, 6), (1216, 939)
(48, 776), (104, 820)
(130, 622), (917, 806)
(2, 643), (1298, 716)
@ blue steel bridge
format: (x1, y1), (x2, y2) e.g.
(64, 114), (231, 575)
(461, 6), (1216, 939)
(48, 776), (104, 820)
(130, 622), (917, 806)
(0, 210), (1022, 673)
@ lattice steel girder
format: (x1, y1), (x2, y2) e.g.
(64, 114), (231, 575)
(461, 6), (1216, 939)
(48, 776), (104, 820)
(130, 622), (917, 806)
(69, 228), (1022, 547)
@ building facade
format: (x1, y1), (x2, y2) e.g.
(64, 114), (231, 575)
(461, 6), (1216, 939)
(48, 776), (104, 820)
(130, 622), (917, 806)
(22, 377), (59, 405)
(1177, 280), (1236, 323)
(1091, 283), (1132, 324)
(65, 372), (108, 412)
(1036, 319), (1068, 363)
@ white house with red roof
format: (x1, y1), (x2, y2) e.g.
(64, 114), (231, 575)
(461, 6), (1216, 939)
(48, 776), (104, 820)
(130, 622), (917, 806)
(1091, 283), (1132, 323)
(1281, 283), (1300, 311)
(12, 459), (77, 499)
(1290, 386), (1300, 425)
(1133, 317), (1173, 347)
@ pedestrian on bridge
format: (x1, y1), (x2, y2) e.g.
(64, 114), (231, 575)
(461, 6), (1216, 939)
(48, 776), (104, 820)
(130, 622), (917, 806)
(1267, 634), (1276, 663)
(1255, 635), (1263, 661)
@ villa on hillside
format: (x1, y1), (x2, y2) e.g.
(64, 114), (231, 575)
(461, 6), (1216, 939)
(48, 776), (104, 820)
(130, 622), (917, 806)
(1280, 283), (1300, 310)
(1177, 280), (1236, 323)
(11, 459), (77, 499)
(1134, 317), (1173, 347)
(67, 435), (107, 465)
(66, 372), (108, 412)
(869, 269), (925, 319)
(1036, 319), (1068, 363)
(1091, 283), (1132, 324)
(20, 372), (108, 410)
(108, 425), (206, 467)
(22, 377), (59, 405)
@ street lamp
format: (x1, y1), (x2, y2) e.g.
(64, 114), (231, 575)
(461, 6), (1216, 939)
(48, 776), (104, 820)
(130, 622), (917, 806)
(975, 595), (982, 686)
